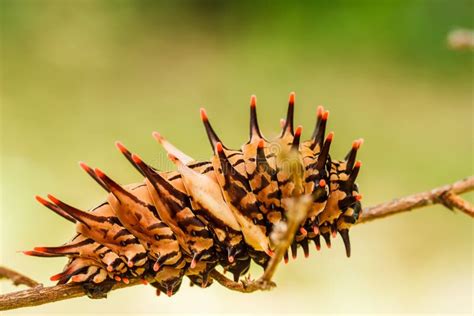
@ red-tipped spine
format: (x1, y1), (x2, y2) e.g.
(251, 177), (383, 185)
(47, 194), (60, 205)
(322, 110), (329, 121)
(94, 168), (106, 179)
(289, 92), (295, 105)
(317, 105), (325, 118)
(35, 195), (49, 206)
(250, 95), (257, 108)
(216, 142), (224, 153)
(326, 131), (334, 142)
(291, 125), (303, 150)
(132, 153), (142, 164)
(200, 108), (208, 122)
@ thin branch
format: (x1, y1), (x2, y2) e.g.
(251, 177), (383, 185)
(358, 176), (473, 223)
(210, 194), (313, 293)
(0, 267), (39, 288)
(259, 195), (311, 287)
(440, 191), (474, 218)
(209, 270), (269, 293)
(0, 277), (143, 311)
(1, 176), (473, 311)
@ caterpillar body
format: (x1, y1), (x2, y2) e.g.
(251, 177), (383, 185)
(25, 93), (363, 297)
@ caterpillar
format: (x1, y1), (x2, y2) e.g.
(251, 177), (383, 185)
(24, 93), (363, 297)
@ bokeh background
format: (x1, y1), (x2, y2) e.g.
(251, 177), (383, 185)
(1, 1), (473, 315)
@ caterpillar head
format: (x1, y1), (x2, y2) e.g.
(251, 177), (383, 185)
(186, 261), (216, 288)
(121, 245), (148, 270)
(220, 252), (251, 282)
(187, 274), (213, 288)
(151, 266), (184, 297)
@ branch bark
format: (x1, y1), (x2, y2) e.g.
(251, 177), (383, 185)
(0, 267), (39, 288)
(358, 176), (473, 223)
(1, 176), (473, 311)
(439, 191), (474, 218)
(0, 278), (143, 311)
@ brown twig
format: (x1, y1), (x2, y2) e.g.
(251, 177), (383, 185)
(0, 267), (39, 288)
(440, 191), (474, 218)
(1, 176), (473, 311)
(0, 278), (143, 311)
(210, 194), (313, 293)
(358, 176), (473, 223)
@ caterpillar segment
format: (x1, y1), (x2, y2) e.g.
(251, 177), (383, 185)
(201, 108), (272, 268)
(121, 151), (222, 288)
(268, 95), (327, 261)
(290, 132), (333, 258)
(159, 130), (248, 280)
(127, 154), (215, 265)
(50, 257), (109, 285)
(248, 139), (283, 227)
(28, 234), (127, 276)
(315, 140), (363, 257)
(167, 154), (247, 275)
(275, 94), (306, 203)
(30, 197), (129, 277)
(213, 141), (271, 266)
(26, 93), (363, 297)
(92, 168), (183, 269)
(35, 193), (148, 279)
(242, 96), (284, 234)
(49, 195), (148, 274)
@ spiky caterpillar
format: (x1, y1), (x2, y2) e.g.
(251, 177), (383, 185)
(25, 93), (363, 297)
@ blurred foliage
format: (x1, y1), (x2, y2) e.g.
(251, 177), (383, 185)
(1, 0), (473, 315)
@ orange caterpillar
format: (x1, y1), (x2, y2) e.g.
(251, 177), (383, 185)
(25, 93), (363, 297)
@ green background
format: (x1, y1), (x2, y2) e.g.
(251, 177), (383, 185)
(1, 1), (472, 315)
